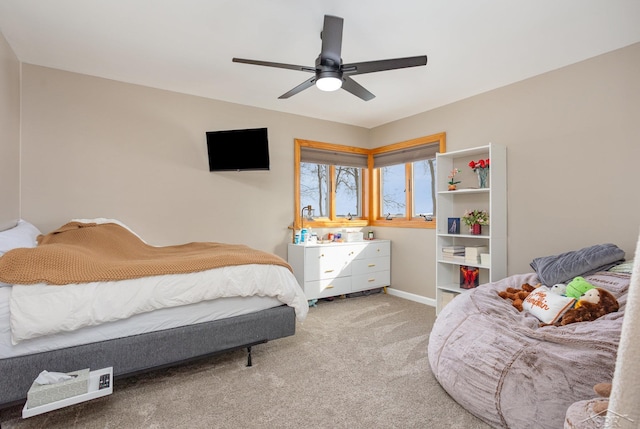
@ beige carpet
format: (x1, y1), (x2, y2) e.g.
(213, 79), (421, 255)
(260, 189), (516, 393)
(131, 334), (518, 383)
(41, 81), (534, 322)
(0, 293), (490, 428)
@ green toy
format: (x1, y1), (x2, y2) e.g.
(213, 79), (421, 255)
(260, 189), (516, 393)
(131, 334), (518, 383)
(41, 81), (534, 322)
(565, 276), (595, 300)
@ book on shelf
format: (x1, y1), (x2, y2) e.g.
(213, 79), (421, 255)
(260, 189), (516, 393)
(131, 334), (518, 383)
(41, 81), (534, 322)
(442, 254), (465, 263)
(442, 245), (465, 262)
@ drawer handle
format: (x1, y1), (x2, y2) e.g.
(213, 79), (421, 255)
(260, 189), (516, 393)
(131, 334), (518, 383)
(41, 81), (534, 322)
(324, 269), (334, 273)
(368, 263), (376, 267)
(325, 284), (334, 289)
(368, 278), (376, 282)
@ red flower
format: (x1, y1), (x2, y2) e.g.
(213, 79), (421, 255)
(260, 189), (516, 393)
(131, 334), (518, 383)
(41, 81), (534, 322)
(469, 158), (490, 171)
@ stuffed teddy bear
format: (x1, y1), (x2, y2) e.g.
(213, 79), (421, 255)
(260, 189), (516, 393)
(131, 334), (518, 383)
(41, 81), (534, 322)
(564, 276), (595, 300)
(558, 288), (619, 325)
(498, 283), (539, 311)
(592, 382), (612, 415)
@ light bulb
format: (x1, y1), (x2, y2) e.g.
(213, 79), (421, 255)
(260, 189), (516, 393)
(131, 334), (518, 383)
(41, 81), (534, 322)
(316, 76), (342, 92)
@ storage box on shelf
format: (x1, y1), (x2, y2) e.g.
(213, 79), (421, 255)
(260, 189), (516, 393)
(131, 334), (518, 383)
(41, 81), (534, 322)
(435, 144), (507, 315)
(287, 240), (390, 301)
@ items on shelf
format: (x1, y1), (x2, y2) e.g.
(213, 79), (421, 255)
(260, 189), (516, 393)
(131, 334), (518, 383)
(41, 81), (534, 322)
(465, 245), (489, 264)
(447, 218), (460, 234)
(442, 245), (465, 262)
(459, 265), (480, 289)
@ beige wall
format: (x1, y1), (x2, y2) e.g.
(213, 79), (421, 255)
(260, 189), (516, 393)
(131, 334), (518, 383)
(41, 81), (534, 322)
(372, 42), (640, 298)
(19, 64), (369, 259)
(15, 42), (640, 302)
(0, 31), (20, 230)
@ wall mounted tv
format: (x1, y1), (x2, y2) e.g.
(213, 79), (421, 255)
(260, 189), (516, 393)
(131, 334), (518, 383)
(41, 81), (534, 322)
(206, 127), (270, 171)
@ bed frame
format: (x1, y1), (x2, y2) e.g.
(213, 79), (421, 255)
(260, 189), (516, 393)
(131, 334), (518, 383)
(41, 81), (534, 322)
(0, 304), (295, 408)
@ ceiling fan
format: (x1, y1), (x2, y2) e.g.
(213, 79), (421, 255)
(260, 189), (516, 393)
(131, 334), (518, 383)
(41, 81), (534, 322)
(232, 15), (427, 101)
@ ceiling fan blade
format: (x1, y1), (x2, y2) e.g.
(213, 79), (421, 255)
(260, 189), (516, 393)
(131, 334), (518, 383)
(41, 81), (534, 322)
(341, 76), (375, 101)
(343, 55), (427, 75)
(278, 76), (317, 99)
(320, 15), (344, 65)
(233, 58), (315, 73)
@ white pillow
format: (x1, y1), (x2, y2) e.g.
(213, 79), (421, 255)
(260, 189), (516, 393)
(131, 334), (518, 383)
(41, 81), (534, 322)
(71, 218), (146, 242)
(0, 220), (42, 287)
(0, 220), (41, 256)
(523, 286), (576, 324)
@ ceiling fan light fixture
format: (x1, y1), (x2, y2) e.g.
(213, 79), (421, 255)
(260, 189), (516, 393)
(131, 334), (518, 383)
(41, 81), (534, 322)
(316, 74), (342, 92)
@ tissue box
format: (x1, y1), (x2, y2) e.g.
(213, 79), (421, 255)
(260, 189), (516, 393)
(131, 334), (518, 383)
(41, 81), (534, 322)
(26, 369), (90, 408)
(344, 232), (364, 242)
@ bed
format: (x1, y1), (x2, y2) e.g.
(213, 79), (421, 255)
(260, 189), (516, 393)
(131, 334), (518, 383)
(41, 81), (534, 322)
(428, 245), (630, 429)
(0, 219), (308, 408)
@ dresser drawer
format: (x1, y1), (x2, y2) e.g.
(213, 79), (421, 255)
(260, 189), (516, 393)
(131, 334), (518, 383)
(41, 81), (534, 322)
(304, 276), (351, 299)
(364, 241), (390, 259)
(351, 256), (391, 276)
(303, 246), (354, 281)
(351, 270), (390, 292)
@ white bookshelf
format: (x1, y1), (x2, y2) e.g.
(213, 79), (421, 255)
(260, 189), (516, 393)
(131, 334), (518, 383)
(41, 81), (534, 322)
(435, 144), (507, 314)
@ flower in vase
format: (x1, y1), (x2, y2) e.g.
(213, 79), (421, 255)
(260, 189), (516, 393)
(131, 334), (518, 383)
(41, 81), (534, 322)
(469, 158), (490, 188)
(462, 209), (489, 227)
(468, 158), (490, 171)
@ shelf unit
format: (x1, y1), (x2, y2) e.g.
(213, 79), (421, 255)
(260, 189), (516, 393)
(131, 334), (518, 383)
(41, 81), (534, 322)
(435, 144), (507, 314)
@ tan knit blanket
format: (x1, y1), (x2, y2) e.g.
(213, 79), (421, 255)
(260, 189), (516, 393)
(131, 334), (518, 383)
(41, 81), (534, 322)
(0, 222), (291, 285)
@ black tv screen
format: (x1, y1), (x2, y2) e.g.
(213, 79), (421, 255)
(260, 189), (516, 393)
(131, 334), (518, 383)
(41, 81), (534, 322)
(206, 127), (270, 171)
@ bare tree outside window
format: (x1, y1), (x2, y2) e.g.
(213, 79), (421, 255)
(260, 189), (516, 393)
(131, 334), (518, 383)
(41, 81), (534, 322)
(413, 159), (436, 217)
(300, 162), (329, 217)
(381, 164), (406, 217)
(335, 166), (361, 217)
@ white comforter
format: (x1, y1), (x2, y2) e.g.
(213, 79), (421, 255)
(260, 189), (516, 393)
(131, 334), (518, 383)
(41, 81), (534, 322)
(10, 264), (308, 344)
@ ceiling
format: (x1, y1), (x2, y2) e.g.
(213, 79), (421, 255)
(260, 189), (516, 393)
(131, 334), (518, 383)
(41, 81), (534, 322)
(1, 1), (639, 129)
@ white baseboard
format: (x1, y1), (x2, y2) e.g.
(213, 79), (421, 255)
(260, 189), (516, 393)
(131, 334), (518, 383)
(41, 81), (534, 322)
(385, 287), (436, 307)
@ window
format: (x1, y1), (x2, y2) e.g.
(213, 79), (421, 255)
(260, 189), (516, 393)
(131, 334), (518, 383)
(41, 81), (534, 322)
(371, 133), (445, 228)
(295, 139), (369, 228)
(294, 133), (446, 229)
(380, 164), (407, 218)
(412, 158), (437, 218)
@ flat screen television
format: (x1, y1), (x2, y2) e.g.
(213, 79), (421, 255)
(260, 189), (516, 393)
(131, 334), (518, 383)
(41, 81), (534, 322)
(206, 127), (270, 171)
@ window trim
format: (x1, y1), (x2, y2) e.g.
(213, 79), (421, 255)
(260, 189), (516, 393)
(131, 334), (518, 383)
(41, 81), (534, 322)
(294, 139), (370, 229)
(294, 133), (446, 230)
(370, 133), (446, 229)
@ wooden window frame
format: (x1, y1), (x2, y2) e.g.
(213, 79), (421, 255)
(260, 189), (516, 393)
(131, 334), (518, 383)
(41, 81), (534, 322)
(294, 139), (370, 229)
(369, 133), (446, 229)
(294, 132), (446, 230)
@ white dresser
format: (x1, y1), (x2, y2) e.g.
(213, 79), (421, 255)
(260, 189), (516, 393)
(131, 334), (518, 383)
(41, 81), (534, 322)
(287, 240), (391, 300)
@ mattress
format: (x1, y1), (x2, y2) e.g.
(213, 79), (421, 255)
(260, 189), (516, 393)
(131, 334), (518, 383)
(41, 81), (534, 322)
(2, 263), (308, 359)
(9, 263), (308, 344)
(0, 285), (282, 359)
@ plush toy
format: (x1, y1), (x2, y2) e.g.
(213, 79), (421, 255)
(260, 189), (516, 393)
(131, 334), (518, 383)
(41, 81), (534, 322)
(558, 288), (619, 325)
(592, 382), (612, 415)
(549, 283), (567, 295)
(564, 276), (595, 300)
(498, 283), (539, 311)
